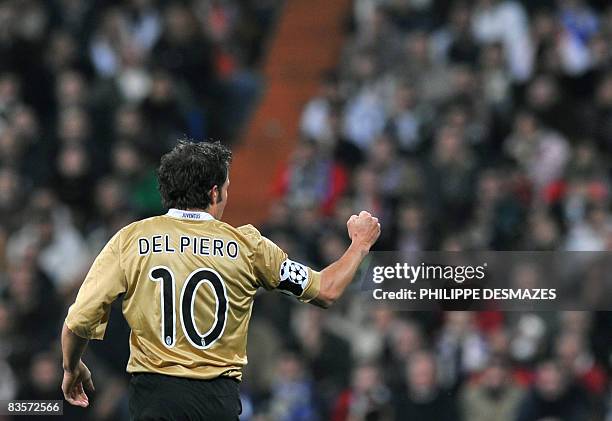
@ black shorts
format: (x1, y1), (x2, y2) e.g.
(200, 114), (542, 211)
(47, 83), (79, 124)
(128, 373), (241, 421)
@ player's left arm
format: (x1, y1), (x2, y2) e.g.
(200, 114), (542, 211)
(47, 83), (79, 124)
(61, 231), (126, 407)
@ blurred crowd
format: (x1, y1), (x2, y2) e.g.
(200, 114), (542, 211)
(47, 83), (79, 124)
(0, 0), (277, 419)
(0, 0), (611, 420)
(257, 0), (612, 420)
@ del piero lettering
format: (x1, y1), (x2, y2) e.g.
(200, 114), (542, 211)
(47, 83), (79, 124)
(138, 235), (239, 259)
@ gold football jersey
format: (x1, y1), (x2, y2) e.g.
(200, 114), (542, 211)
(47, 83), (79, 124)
(65, 209), (321, 381)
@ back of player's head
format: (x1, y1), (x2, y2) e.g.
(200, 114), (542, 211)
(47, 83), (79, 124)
(157, 139), (232, 210)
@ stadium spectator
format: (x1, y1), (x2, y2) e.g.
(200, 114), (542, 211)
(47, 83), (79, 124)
(516, 360), (591, 421)
(504, 110), (570, 193)
(459, 357), (524, 421)
(272, 138), (348, 214)
(435, 312), (489, 391)
(392, 351), (459, 421)
(260, 352), (320, 421)
(555, 331), (608, 396)
(290, 305), (352, 403)
(330, 363), (393, 421)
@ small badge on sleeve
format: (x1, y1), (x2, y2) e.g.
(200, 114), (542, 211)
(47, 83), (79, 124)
(278, 259), (310, 297)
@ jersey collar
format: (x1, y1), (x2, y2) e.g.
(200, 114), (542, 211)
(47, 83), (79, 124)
(166, 208), (215, 221)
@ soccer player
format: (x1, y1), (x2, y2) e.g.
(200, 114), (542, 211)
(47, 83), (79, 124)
(60, 140), (381, 420)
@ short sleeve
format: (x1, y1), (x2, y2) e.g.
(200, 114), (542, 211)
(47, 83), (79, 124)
(65, 231), (127, 340)
(239, 225), (321, 303)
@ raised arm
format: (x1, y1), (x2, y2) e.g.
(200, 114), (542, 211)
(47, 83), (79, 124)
(312, 211), (381, 308)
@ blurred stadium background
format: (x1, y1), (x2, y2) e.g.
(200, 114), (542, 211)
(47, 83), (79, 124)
(0, 0), (611, 420)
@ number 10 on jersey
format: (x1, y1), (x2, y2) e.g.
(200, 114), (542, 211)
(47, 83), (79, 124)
(149, 266), (228, 349)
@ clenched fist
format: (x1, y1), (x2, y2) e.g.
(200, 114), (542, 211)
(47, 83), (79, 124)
(347, 211), (381, 252)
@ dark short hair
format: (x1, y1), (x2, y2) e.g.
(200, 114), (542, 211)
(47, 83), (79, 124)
(157, 140), (232, 210)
